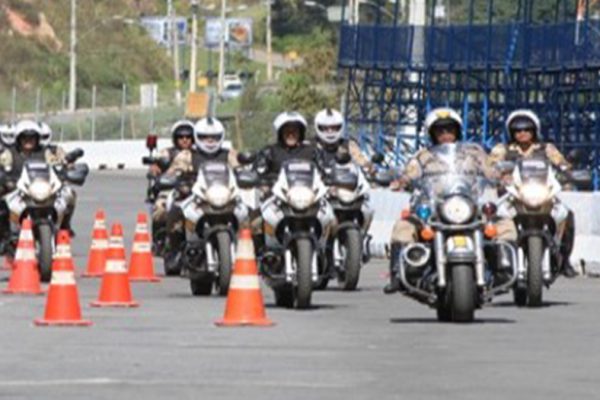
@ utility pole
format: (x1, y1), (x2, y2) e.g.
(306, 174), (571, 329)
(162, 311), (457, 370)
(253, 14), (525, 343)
(167, 0), (173, 56)
(217, 0), (227, 95)
(171, 2), (182, 105)
(190, 0), (199, 93)
(266, 0), (273, 81)
(68, 0), (77, 112)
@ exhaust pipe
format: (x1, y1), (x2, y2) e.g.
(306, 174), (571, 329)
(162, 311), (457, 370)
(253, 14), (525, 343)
(402, 243), (431, 269)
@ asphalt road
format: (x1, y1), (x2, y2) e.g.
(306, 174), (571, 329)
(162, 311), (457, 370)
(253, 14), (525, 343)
(0, 172), (599, 400)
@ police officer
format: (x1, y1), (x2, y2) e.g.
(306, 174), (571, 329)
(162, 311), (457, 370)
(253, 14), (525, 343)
(255, 111), (318, 186)
(384, 108), (518, 293)
(164, 117), (239, 274)
(490, 109), (577, 277)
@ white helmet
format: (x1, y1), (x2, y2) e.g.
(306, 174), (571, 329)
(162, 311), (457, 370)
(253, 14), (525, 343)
(423, 107), (463, 143)
(14, 120), (43, 147)
(0, 124), (15, 147)
(505, 109), (541, 141)
(273, 111), (307, 143)
(39, 122), (53, 146)
(314, 108), (345, 144)
(170, 119), (195, 147)
(194, 117), (225, 154)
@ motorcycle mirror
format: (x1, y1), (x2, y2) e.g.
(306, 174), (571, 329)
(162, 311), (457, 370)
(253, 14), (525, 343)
(65, 148), (84, 164)
(371, 153), (385, 164)
(237, 151), (256, 165)
(567, 149), (588, 167)
(146, 134), (158, 151)
(236, 170), (259, 189)
(157, 175), (178, 191)
(373, 172), (392, 187)
(65, 163), (89, 186)
(142, 156), (153, 166)
(569, 169), (593, 190)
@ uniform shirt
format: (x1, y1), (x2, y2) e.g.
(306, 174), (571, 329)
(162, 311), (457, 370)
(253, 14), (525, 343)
(314, 138), (371, 169)
(489, 142), (571, 170)
(398, 143), (498, 187)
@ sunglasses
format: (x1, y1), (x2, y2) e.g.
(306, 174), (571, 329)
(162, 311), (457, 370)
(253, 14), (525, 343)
(318, 124), (342, 132)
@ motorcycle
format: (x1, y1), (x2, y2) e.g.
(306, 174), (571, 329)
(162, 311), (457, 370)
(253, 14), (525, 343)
(498, 158), (591, 307)
(393, 144), (517, 322)
(259, 159), (332, 309)
(1, 149), (88, 282)
(320, 154), (372, 290)
(176, 160), (254, 296)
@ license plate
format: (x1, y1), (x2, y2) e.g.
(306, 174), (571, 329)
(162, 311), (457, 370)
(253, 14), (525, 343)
(453, 236), (468, 248)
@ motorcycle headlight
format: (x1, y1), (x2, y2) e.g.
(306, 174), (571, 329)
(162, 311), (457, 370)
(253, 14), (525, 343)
(440, 195), (475, 224)
(205, 185), (231, 208)
(336, 187), (358, 204)
(287, 186), (316, 210)
(29, 179), (52, 202)
(519, 183), (551, 208)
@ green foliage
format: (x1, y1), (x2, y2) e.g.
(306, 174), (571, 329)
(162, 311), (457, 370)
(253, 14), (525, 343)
(279, 72), (332, 117)
(235, 82), (279, 150)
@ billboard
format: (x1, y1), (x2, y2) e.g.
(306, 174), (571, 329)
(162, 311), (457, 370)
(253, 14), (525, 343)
(205, 18), (253, 48)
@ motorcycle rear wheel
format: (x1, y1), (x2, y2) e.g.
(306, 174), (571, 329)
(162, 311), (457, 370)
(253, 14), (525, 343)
(190, 278), (213, 296)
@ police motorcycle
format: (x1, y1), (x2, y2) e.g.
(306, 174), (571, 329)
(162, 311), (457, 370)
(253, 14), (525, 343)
(258, 158), (334, 309)
(142, 134), (172, 257)
(317, 151), (373, 291)
(0, 149), (88, 282)
(395, 144), (517, 322)
(170, 154), (256, 296)
(497, 157), (591, 307)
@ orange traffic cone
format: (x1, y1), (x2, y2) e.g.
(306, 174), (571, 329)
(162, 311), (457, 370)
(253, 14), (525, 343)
(82, 209), (109, 277)
(35, 231), (92, 326)
(128, 212), (160, 282)
(91, 222), (139, 307)
(3, 218), (43, 295)
(215, 229), (273, 327)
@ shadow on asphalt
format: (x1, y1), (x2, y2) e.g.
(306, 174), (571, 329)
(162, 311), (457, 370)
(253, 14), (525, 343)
(488, 300), (574, 308)
(265, 303), (349, 311)
(389, 317), (516, 324)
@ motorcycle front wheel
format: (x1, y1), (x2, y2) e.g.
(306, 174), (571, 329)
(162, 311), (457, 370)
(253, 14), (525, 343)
(338, 228), (362, 291)
(526, 236), (545, 307)
(450, 265), (476, 323)
(36, 224), (53, 283)
(215, 231), (233, 296)
(295, 238), (313, 309)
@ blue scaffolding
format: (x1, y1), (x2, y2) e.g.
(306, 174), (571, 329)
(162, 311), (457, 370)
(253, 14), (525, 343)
(338, 0), (600, 186)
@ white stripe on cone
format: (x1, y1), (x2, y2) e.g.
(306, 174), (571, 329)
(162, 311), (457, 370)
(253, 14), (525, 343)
(54, 245), (71, 259)
(132, 242), (151, 253)
(50, 271), (76, 285)
(91, 239), (108, 250)
(136, 224), (149, 233)
(93, 221), (106, 229)
(230, 274), (260, 290)
(105, 260), (126, 273)
(236, 239), (255, 260)
(15, 248), (36, 261)
(19, 229), (34, 241)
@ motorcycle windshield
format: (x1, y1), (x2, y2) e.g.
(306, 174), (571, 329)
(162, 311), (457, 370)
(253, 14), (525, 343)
(517, 158), (550, 185)
(25, 161), (51, 181)
(200, 162), (230, 186)
(283, 160), (315, 188)
(418, 143), (485, 200)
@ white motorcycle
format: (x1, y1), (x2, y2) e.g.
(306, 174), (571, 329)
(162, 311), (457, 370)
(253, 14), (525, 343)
(260, 159), (333, 309)
(498, 158), (589, 307)
(2, 150), (87, 282)
(176, 161), (253, 296)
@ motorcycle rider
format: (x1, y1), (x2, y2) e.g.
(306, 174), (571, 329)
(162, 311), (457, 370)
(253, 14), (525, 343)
(255, 111), (318, 185)
(312, 107), (375, 239)
(164, 117), (239, 273)
(384, 107), (518, 294)
(148, 119), (196, 248)
(489, 109), (577, 277)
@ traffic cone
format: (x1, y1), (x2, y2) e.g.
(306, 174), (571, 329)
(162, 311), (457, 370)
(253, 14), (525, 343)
(128, 212), (160, 282)
(91, 222), (139, 307)
(3, 218), (43, 295)
(215, 229), (273, 327)
(82, 209), (109, 277)
(35, 231), (92, 326)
